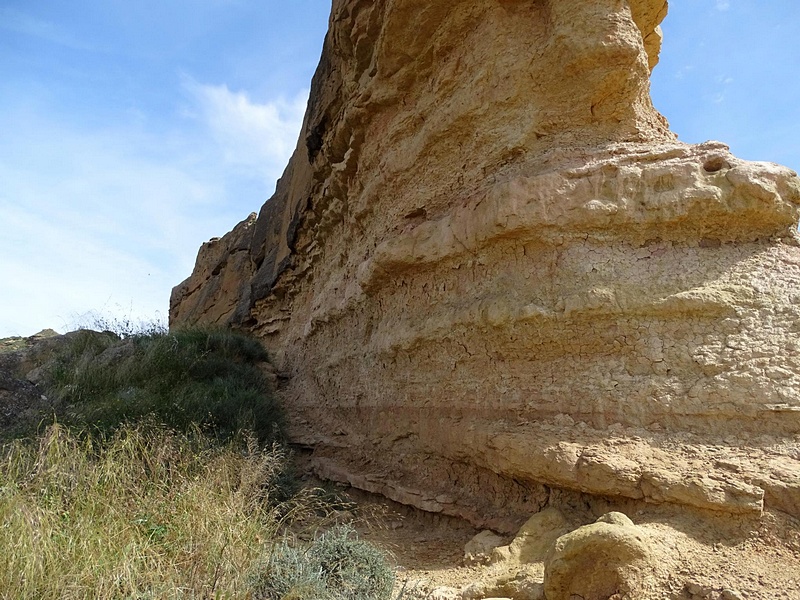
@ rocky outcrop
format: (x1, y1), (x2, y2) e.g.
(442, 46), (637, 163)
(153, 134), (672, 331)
(171, 0), (800, 530)
(543, 512), (660, 600)
(458, 510), (676, 600)
(0, 329), (63, 439)
(169, 213), (259, 326)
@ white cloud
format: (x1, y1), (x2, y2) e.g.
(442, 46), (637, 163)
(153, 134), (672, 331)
(0, 200), (169, 336)
(0, 80), (308, 337)
(0, 74), (308, 338)
(715, 1), (730, 11)
(0, 126), (215, 337)
(182, 77), (308, 183)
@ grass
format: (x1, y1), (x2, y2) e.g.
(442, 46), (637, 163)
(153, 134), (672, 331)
(67, 309), (169, 339)
(0, 423), (296, 598)
(46, 326), (284, 445)
(0, 324), (396, 599)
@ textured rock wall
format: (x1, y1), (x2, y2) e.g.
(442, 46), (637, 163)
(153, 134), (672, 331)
(171, 0), (800, 530)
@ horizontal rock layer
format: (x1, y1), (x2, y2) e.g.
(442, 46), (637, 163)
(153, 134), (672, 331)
(171, 0), (800, 528)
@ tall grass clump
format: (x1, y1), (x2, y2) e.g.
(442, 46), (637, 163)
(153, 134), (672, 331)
(46, 326), (283, 444)
(0, 422), (319, 599)
(0, 321), (399, 599)
(68, 309), (168, 339)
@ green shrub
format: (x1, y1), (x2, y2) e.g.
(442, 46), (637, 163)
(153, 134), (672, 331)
(45, 326), (283, 444)
(248, 525), (395, 600)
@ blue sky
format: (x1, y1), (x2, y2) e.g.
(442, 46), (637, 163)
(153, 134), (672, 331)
(1, 0), (798, 337)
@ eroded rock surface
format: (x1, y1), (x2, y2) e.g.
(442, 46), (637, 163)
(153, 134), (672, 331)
(171, 0), (800, 531)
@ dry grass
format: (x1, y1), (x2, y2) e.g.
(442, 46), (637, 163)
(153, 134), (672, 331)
(1, 325), (395, 599)
(0, 422), (319, 599)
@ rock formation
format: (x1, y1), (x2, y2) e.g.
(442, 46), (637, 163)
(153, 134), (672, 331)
(543, 512), (659, 600)
(171, 0), (800, 536)
(0, 329), (64, 439)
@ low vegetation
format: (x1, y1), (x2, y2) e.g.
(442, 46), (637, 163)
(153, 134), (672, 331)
(47, 326), (284, 444)
(249, 525), (395, 600)
(0, 325), (395, 599)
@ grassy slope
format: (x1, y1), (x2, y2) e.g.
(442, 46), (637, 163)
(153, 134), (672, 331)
(0, 327), (395, 600)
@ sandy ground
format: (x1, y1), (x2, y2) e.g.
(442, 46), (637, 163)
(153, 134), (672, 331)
(337, 487), (800, 600)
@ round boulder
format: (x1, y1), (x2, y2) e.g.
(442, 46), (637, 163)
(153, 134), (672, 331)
(543, 512), (654, 600)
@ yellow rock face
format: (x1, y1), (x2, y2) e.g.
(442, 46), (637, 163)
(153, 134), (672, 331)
(171, 0), (800, 530)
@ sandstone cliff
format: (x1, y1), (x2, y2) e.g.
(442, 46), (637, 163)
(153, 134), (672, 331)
(171, 0), (800, 536)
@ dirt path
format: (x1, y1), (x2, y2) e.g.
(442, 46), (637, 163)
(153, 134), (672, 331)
(349, 491), (483, 596)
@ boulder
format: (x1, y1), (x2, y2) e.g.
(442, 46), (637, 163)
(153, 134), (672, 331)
(543, 513), (658, 600)
(491, 508), (570, 565)
(464, 530), (505, 565)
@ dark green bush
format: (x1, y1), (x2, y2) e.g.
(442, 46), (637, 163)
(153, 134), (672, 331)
(248, 525), (394, 600)
(45, 326), (282, 444)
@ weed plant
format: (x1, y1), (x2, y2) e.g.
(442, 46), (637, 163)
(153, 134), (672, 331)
(46, 326), (283, 444)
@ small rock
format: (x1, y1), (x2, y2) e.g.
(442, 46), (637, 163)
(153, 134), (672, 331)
(464, 529), (505, 565)
(25, 366), (47, 385)
(552, 413), (575, 427)
(460, 582), (483, 600)
(489, 544), (512, 564)
(685, 582), (713, 599)
(429, 586), (459, 600)
(721, 590), (745, 600)
(595, 512), (634, 527)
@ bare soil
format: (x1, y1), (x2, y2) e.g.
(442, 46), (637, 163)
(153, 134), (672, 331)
(340, 487), (800, 600)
